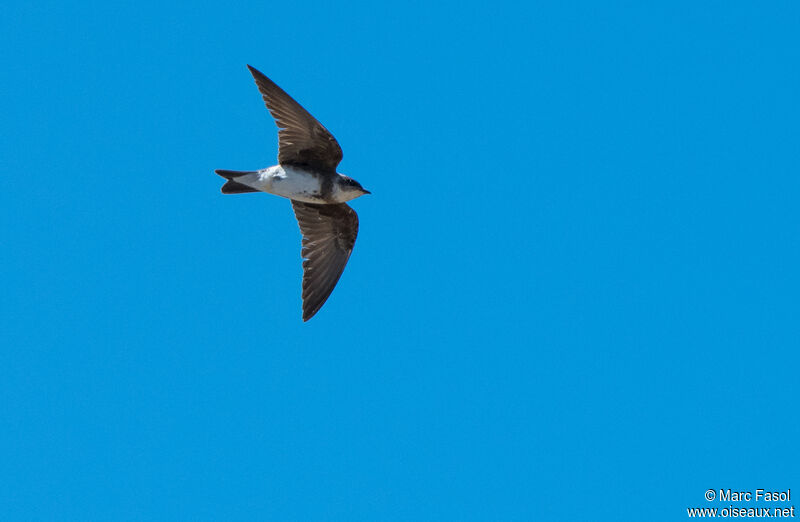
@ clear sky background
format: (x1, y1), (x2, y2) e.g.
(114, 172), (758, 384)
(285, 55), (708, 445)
(1, 1), (798, 520)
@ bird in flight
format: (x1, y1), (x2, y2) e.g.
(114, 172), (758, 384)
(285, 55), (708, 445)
(216, 65), (370, 321)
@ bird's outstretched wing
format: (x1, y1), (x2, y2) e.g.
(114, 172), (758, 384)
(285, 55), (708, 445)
(247, 65), (343, 172)
(291, 201), (359, 321)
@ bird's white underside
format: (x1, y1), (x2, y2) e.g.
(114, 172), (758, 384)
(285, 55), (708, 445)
(236, 165), (352, 204)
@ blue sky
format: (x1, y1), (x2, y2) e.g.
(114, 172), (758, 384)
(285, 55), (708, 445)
(1, 1), (798, 520)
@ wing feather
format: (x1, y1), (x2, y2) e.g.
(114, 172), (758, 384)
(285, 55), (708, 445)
(291, 201), (359, 321)
(247, 65), (343, 172)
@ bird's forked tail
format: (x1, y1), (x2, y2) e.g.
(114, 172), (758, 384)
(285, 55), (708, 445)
(215, 169), (259, 194)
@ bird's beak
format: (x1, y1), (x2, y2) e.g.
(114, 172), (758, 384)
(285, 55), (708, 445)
(362, 189), (371, 195)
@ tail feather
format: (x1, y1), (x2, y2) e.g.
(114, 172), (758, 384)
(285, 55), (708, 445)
(215, 169), (255, 179)
(215, 169), (259, 194)
(221, 180), (259, 194)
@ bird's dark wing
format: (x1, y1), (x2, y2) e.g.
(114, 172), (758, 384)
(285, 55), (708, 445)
(247, 65), (343, 172)
(291, 201), (359, 321)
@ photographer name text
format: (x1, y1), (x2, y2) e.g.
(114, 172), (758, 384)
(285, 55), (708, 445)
(711, 489), (791, 502)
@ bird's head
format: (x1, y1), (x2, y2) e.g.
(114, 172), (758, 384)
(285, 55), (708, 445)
(337, 175), (371, 201)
